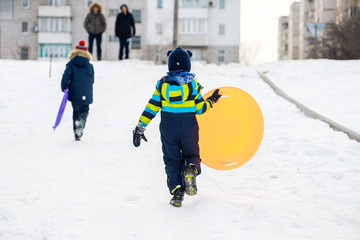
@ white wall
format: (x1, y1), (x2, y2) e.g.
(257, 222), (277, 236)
(208, 0), (240, 46)
(145, 0), (173, 46)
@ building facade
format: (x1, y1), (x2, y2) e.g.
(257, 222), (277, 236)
(299, 0), (315, 59)
(278, 16), (289, 60)
(288, 2), (300, 59)
(278, 0), (357, 60)
(337, 0), (360, 22)
(0, 0), (240, 63)
(138, 0), (240, 64)
(314, 0), (337, 23)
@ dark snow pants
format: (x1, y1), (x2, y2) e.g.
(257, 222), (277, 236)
(71, 103), (89, 132)
(160, 112), (201, 194)
(88, 33), (102, 60)
(119, 38), (130, 60)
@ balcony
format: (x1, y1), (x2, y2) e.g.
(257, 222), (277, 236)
(179, 0), (209, 8)
(38, 32), (71, 44)
(38, 5), (71, 17)
(178, 34), (208, 46)
(179, 8), (208, 19)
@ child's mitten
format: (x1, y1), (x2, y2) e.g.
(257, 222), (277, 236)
(133, 125), (147, 147)
(207, 89), (222, 103)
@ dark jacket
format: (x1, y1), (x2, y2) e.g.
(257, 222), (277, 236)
(61, 50), (94, 105)
(115, 4), (135, 39)
(84, 2), (106, 34)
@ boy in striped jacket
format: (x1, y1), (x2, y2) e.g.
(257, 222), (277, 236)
(133, 47), (221, 207)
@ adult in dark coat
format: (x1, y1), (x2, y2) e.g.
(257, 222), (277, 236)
(84, 2), (106, 60)
(61, 40), (94, 140)
(115, 4), (136, 60)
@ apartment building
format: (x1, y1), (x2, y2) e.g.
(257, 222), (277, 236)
(299, 0), (315, 59)
(144, 0), (240, 64)
(314, 0), (337, 22)
(288, 2), (300, 59)
(0, 0), (145, 60)
(0, 0), (240, 63)
(278, 0), (351, 60)
(278, 16), (289, 60)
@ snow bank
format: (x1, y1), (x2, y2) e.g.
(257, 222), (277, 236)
(260, 59), (360, 134)
(0, 60), (359, 240)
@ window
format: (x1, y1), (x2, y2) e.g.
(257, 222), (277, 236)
(156, 24), (163, 35)
(308, 10), (314, 18)
(108, 35), (119, 42)
(179, 0), (208, 8)
(155, 49), (166, 63)
(20, 47), (29, 60)
(110, 9), (120, 16)
(22, 0), (29, 8)
(179, 19), (206, 34)
(85, 0), (93, 8)
(131, 36), (141, 49)
(48, 0), (67, 6)
(22, 22), (29, 34)
(132, 10), (141, 23)
(191, 49), (201, 60)
(158, 0), (163, 9)
(39, 43), (70, 58)
(219, 0), (225, 9)
(348, 7), (360, 17)
(218, 49), (225, 62)
(0, 0), (13, 20)
(219, 24), (225, 35)
(39, 17), (71, 33)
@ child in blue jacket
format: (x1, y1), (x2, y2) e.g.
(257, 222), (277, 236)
(133, 47), (221, 207)
(61, 40), (94, 141)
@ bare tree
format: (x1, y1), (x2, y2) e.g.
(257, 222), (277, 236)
(239, 41), (260, 65)
(320, 18), (360, 59)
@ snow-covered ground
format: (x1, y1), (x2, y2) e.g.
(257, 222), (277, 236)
(0, 59), (360, 240)
(260, 60), (360, 133)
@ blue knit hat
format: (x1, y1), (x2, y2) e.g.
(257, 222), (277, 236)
(167, 47), (193, 72)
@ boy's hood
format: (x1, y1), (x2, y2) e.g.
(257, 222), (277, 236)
(68, 50), (91, 66)
(157, 74), (201, 104)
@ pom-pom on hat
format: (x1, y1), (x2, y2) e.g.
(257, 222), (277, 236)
(167, 47), (193, 72)
(75, 40), (88, 51)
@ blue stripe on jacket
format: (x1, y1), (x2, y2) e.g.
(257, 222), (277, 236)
(138, 76), (213, 127)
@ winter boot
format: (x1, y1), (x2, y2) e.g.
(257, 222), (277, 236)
(74, 119), (85, 140)
(183, 164), (198, 196)
(169, 186), (185, 208)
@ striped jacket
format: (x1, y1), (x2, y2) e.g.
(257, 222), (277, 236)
(138, 76), (213, 127)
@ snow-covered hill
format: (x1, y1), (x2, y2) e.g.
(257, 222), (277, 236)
(260, 59), (360, 133)
(0, 59), (359, 240)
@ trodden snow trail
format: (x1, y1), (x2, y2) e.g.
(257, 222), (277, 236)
(0, 60), (359, 240)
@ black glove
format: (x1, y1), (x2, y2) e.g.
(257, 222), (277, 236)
(133, 125), (147, 147)
(207, 89), (222, 103)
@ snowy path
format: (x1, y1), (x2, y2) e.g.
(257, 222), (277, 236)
(260, 60), (360, 134)
(0, 60), (360, 240)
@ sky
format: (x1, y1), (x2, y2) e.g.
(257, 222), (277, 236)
(240, 0), (297, 64)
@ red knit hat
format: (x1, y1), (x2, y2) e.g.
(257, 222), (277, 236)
(75, 40), (88, 51)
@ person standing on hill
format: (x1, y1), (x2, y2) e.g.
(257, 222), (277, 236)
(84, 2), (106, 61)
(115, 4), (136, 60)
(61, 41), (94, 141)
